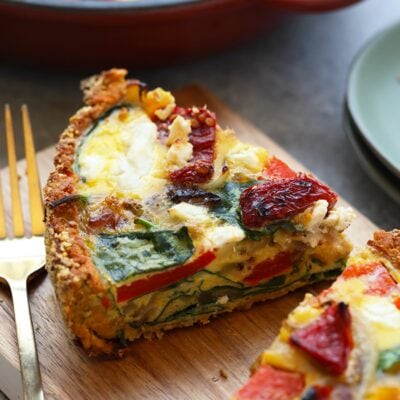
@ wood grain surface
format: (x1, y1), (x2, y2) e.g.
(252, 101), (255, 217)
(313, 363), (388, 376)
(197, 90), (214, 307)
(0, 86), (377, 400)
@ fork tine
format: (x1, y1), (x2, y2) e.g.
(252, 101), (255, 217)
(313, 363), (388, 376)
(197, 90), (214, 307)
(5, 104), (25, 237)
(0, 173), (6, 238)
(21, 105), (44, 236)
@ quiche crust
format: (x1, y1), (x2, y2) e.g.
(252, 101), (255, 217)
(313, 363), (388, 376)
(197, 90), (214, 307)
(368, 229), (400, 269)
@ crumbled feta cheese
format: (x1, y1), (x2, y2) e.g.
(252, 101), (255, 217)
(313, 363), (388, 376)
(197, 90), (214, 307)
(154, 102), (175, 121)
(205, 225), (245, 249)
(228, 147), (261, 170)
(276, 201), (355, 248)
(168, 202), (210, 225)
(322, 206), (355, 232)
(216, 295), (229, 305)
(167, 115), (191, 145)
(225, 143), (269, 179)
(296, 200), (329, 231)
(169, 203), (245, 250)
(166, 141), (193, 171)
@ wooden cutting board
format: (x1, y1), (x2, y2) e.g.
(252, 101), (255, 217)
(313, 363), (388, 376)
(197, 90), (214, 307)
(0, 86), (377, 400)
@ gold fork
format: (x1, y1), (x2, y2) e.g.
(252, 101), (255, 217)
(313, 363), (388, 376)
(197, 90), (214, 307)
(0, 105), (45, 400)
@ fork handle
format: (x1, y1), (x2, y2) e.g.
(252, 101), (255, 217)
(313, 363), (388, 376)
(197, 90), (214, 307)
(9, 279), (45, 400)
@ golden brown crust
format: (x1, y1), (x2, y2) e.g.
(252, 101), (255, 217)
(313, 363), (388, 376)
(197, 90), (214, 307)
(44, 68), (130, 355)
(368, 229), (400, 270)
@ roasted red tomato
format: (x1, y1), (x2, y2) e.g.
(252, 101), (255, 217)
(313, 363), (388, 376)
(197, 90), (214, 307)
(342, 262), (398, 296)
(240, 175), (338, 229)
(244, 252), (292, 286)
(290, 302), (353, 376)
(157, 106), (216, 185)
(262, 156), (296, 179)
(116, 251), (216, 303)
(235, 365), (305, 400)
(88, 208), (119, 232)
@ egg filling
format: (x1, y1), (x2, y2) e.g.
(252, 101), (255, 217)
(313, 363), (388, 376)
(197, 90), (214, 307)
(73, 94), (353, 338)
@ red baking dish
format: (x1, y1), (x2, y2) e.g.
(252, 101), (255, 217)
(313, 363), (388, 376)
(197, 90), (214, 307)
(0, 0), (361, 69)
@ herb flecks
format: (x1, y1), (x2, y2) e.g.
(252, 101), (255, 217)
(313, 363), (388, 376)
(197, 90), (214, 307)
(134, 218), (156, 231)
(48, 194), (88, 209)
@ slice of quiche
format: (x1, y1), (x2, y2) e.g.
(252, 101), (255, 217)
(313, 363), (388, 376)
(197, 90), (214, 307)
(44, 68), (354, 355)
(234, 230), (400, 400)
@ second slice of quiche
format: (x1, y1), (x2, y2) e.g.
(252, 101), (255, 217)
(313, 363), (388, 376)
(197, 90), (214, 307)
(45, 69), (354, 354)
(234, 230), (400, 400)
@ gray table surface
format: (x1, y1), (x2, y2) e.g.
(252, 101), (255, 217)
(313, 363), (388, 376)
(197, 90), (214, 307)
(0, 1), (399, 397)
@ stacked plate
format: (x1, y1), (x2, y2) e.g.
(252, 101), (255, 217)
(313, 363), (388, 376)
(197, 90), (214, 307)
(345, 21), (400, 204)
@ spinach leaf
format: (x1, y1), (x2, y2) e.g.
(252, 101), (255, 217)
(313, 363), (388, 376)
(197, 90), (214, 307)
(323, 266), (344, 279)
(243, 221), (297, 240)
(377, 346), (400, 372)
(211, 181), (254, 226)
(162, 303), (199, 322)
(93, 227), (194, 283)
(261, 274), (286, 289)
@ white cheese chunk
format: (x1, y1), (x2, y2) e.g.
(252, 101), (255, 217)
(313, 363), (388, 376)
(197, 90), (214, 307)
(287, 201), (355, 248)
(154, 102), (175, 121)
(166, 115), (191, 146)
(225, 142), (269, 179)
(322, 206), (355, 232)
(165, 115), (193, 171)
(216, 295), (229, 305)
(168, 202), (245, 250)
(204, 225), (245, 249)
(168, 202), (210, 225)
(166, 142), (193, 171)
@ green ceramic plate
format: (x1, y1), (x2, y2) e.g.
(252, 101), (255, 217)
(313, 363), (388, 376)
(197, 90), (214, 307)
(343, 105), (400, 205)
(347, 21), (400, 178)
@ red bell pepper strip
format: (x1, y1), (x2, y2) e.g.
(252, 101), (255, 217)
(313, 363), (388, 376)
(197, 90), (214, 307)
(262, 156), (297, 179)
(235, 364), (305, 400)
(244, 252), (292, 286)
(290, 302), (353, 376)
(240, 175), (338, 229)
(116, 251), (216, 303)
